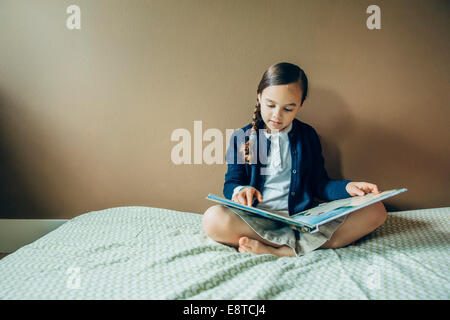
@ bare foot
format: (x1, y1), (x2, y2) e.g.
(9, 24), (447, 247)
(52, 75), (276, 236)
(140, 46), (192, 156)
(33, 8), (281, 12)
(238, 236), (274, 255)
(238, 237), (295, 257)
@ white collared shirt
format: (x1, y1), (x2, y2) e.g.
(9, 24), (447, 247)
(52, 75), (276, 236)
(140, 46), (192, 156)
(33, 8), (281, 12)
(232, 121), (293, 217)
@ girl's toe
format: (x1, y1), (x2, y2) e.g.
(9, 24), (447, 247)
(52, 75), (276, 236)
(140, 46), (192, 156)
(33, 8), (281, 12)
(239, 237), (248, 247)
(238, 245), (249, 253)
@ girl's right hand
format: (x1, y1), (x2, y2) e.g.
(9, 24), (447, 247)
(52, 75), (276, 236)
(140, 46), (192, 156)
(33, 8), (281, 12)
(232, 187), (263, 207)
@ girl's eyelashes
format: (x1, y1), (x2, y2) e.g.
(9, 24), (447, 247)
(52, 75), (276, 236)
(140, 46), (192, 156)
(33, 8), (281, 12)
(267, 105), (293, 112)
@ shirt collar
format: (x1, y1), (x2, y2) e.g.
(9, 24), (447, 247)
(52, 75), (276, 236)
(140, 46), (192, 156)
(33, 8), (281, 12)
(263, 121), (293, 139)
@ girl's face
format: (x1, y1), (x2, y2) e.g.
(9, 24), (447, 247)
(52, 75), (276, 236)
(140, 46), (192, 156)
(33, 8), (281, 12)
(257, 83), (303, 132)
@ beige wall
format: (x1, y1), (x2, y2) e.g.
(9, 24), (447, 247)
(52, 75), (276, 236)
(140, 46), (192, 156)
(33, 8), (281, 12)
(0, 0), (449, 219)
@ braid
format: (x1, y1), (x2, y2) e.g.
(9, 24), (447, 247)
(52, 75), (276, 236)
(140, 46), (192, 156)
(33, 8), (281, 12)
(240, 99), (266, 164)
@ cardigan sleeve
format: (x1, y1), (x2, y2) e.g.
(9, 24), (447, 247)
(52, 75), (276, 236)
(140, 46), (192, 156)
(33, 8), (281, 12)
(310, 128), (352, 201)
(223, 131), (250, 200)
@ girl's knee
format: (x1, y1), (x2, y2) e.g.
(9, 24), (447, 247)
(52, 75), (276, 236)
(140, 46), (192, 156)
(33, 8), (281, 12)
(352, 202), (387, 230)
(202, 205), (232, 238)
(369, 202), (388, 228)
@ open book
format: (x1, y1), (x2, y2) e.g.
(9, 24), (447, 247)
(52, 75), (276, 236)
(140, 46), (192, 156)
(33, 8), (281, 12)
(206, 188), (407, 233)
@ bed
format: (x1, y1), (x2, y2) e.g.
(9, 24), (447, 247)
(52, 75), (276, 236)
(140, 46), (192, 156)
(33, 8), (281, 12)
(0, 206), (449, 299)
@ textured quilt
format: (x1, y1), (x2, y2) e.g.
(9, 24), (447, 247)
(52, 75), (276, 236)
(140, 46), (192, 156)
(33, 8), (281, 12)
(0, 206), (449, 299)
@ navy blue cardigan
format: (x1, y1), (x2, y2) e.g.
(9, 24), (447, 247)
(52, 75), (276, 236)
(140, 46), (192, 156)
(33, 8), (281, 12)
(223, 118), (352, 216)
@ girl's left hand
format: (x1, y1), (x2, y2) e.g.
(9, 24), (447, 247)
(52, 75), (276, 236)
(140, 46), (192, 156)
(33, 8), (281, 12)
(345, 182), (380, 197)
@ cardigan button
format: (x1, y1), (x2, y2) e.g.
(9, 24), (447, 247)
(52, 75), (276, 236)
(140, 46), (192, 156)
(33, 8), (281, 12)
(292, 169), (297, 174)
(291, 191), (296, 196)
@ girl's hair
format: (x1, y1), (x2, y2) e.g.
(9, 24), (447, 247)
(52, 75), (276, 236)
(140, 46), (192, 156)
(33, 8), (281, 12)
(241, 62), (308, 164)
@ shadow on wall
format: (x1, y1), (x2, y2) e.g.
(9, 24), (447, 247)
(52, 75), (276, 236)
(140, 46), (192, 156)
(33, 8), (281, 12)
(301, 86), (449, 211)
(0, 92), (48, 218)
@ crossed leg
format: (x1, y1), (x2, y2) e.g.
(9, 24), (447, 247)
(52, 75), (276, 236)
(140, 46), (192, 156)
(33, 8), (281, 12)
(202, 201), (388, 257)
(319, 201), (387, 249)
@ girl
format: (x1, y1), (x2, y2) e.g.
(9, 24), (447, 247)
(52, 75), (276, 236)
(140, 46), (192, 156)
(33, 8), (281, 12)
(202, 62), (387, 257)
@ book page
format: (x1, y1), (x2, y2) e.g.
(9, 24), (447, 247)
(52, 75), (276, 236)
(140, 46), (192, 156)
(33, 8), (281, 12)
(299, 198), (352, 216)
(298, 191), (387, 216)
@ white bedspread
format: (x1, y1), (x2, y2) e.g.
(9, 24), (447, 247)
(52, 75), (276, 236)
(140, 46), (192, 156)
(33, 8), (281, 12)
(0, 206), (449, 299)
